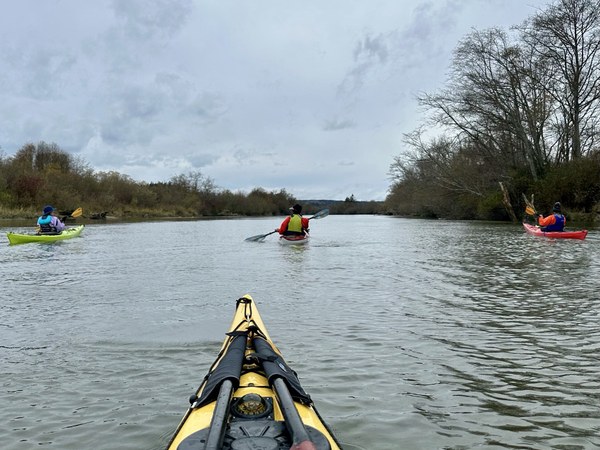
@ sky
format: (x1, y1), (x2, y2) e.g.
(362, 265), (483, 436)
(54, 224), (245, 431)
(0, 0), (550, 201)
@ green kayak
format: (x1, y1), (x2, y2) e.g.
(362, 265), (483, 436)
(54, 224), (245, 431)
(6, 225), (85, 245)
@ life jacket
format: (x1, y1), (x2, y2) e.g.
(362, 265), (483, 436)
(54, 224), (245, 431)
(544, 213), (565, 232)
(287, 214), (304, 233)
(37, 214), (57, 233)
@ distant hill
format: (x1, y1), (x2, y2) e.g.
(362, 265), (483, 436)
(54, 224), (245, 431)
(301, 199), (384, 214)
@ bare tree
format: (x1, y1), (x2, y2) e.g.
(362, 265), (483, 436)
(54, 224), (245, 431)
(392, 129), (496, 197)
(418, 28), (552, 180)
(519, 0), (600, 160)
(387, 0), (600, 218)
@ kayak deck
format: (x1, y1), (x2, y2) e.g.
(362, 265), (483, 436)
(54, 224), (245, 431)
(6, 225), (85, 245)
(165, 295), (341, 450)
(523, 223), (587, 240)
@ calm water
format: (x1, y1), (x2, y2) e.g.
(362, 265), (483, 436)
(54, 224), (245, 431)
(2, 216), (599, 450)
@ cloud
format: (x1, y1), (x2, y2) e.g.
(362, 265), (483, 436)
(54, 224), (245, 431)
(337, 33), (390, 96)
(0, 0), (549, 200)
(111, 0), (193, 40)
(323, 118), (356, 131)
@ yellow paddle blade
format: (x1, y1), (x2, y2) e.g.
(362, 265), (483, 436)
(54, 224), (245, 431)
(525, 206), (536, 216)
(71, 207), (83, 218)
(521, 193), (535, 209)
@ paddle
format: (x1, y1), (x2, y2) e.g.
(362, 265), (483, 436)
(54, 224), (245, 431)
(72, 207), (83, 217)
(521, 193), (538, 223)
(244, 230), (278, 242)
(522, 194), (535, 212)
(308, 208), (329, 220)
(244, 208), (329, 242)
(61, 207), (83, 222)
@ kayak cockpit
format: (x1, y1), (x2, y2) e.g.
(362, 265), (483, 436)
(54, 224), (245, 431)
(177, 334), (333, 450)
(165, 296), (341, 450)
(176, 413), (332, 450)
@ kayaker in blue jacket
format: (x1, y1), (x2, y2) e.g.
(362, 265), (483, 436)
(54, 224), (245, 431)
(37, 205), (66, 234)
(538, 202), (565, 232)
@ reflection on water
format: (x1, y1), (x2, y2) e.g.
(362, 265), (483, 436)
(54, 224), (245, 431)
(1, 217), (599, 449)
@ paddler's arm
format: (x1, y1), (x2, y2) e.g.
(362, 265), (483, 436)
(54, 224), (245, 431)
(277, 216), (290, 234)
(537, 215), (555, 227)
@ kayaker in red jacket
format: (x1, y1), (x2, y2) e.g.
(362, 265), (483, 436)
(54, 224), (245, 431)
(276, 204), (309, 236)
(538, 202), (566, 232)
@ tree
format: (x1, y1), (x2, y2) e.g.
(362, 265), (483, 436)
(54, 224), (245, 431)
(519, 0), (600, 161)
(170, 170), (216, 194)
(418, 28), (552, 181)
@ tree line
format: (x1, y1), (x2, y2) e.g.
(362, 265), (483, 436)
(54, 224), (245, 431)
(384, 0), (600, 223)
(0, 142), (382, 218)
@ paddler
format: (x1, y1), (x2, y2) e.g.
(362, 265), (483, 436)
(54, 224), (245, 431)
(37, 205), (66, 234)
(538, 202), (566, 232)
(276, 203), (309, 236)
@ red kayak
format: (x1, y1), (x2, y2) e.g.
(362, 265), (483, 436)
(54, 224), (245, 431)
(523, 223), (588, 240)
(279, 233), (310, 246)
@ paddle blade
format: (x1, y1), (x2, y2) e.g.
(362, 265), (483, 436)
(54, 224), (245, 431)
(525, 206), (536, 216)
(245, 234), (266, 242)
(245, 230), (276, 242)
(309, 208), (329, 220)
(71, 207), (83, 218)
(521, 193), (536, 210)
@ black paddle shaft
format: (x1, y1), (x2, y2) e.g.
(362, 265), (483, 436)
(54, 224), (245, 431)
(204, 379), (234, 450)
(272, 377), (313, 445)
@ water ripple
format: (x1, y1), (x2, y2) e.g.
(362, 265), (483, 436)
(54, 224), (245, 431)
(1, 217), (599, 449)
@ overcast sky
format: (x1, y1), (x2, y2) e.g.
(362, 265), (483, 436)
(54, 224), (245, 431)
(0, 0), (549, 201)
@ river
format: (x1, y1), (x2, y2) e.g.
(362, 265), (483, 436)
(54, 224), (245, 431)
(2, 215), (599, 449)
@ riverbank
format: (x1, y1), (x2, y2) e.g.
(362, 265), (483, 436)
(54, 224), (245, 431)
(0, 205), (243, 221)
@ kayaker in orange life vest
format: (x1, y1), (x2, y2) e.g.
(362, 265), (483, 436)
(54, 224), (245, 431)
(276, 204), (309, 236)
(538, 202), (566, 232)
